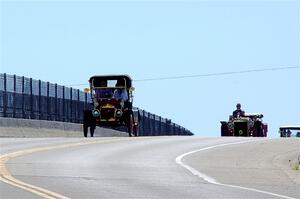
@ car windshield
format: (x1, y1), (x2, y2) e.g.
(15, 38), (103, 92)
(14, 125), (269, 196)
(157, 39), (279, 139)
(92, 79), (127, 99)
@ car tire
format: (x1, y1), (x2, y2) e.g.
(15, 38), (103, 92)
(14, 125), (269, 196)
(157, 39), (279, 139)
(83, 123), (88, 137)
(128, 114), (134, 137)
(133, 125), (139, 137)
(254, 121), (262, 137)
(83, 110), (95, 137)
(90, 125), (95, 137)
(221, 123), (229, 136)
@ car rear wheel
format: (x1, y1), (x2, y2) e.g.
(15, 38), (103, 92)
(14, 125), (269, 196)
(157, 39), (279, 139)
(83, 123), (88, 137)
(83, 110), (96, 137)
(89, 124), (95, 137)
(128, 114), (134, 137)
(133, 124), (139, 137)
(254, 121), (262, 137)
(221, 123), (229, 136)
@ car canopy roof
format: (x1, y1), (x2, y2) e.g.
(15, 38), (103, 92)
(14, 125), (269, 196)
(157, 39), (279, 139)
(89, 75), (132, 88)
(279, 125), (300, 130)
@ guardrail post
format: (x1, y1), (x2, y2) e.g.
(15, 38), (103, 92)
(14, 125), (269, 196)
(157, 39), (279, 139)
(146, 113), (149, 136)
(148, 112), (151, 136)
(152, 115), (155, 136)
(165, 119), (170, 135)
(70, 87), (73, 123)
(159, 116), (162, 136)
(3, 73), (7, 117)
(21, 76), (25, 118)
(46, 82), (50, 120)
(173, 123), (176, 135)
(62, 86), (65, 122)
(152, 114), (155, 136)
(160, 118), (166, 135)
(13, 74), (16, 118)
(152, 114), (156, 136)
(77, 89), (80, 123)
(30, 78), (33, 119)
(169, 120), (173, 135)
(146, 111), (150, 136)
(38, 80), (42, 120)
(55, 83), (58, 121)
(153, 114), (157, 136)
(141, 110), (145, 136)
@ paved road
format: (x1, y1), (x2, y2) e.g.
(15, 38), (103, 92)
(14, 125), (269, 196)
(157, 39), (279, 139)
(1, 137), (299, 199)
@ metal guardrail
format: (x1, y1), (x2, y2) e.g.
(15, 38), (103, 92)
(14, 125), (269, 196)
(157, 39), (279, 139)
(0, 73), (193, 136)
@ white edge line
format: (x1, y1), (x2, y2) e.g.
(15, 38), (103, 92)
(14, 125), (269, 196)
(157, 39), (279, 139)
(175, 140), (297, 199)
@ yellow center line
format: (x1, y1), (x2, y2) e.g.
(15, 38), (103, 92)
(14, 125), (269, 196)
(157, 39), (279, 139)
(0, 138), (132, 199)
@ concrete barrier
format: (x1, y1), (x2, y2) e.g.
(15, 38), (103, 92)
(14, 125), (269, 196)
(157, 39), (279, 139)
(0, 117), (128, 138)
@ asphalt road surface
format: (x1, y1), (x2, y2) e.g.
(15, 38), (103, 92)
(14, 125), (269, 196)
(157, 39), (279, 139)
(1, 136), (299, 199)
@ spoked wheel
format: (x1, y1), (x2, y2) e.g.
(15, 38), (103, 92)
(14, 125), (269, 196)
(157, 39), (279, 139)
(221, 123), (228, 136)
(128, 114), (134, 137)
(83, 123), (88, 137)
(90, 125), (95, 137)
(254, 121), (262, 137)
(133, 124), (139, 137)
(83, 110), (96, 137)
(83, 123), (96, 137)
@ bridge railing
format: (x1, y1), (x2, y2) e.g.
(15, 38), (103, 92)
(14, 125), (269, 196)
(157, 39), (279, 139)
(0, 73), (193, 136)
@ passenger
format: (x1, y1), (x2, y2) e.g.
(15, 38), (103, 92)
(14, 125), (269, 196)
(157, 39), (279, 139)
(287, 129), (292, 137)
(113, 79), (128, 101)
(95, 81), (113, 98)
(232, 103), (245, 118)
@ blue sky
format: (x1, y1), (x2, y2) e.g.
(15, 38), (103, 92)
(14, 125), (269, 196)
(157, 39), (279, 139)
(1, 0), (299, 137)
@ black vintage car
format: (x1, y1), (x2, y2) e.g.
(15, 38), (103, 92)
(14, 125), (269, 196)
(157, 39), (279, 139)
(83, 75), (139, 137)
(220, 113), (268, 137)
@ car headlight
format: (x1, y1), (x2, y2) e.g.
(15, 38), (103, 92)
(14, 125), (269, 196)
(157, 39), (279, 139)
(92, 109), (100, 117)
(116, 109), (123, 117)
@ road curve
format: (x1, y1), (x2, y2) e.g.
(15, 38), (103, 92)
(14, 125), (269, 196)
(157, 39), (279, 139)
(0, 137), (299, 199)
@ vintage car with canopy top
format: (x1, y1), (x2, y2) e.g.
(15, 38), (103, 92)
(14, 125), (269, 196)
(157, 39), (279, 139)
(83, 75), (139, 137)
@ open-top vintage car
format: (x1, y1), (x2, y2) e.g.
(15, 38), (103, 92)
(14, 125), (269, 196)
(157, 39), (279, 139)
(83, 75), (139, 137)
(220, 113), (268, 137)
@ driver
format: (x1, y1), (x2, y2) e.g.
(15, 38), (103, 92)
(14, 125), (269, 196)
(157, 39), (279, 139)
(113, 79), (128, 101)
(233, 103), (245, 118)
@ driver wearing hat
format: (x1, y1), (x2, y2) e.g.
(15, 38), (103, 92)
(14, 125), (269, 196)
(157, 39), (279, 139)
(233, 103), (245, 118)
